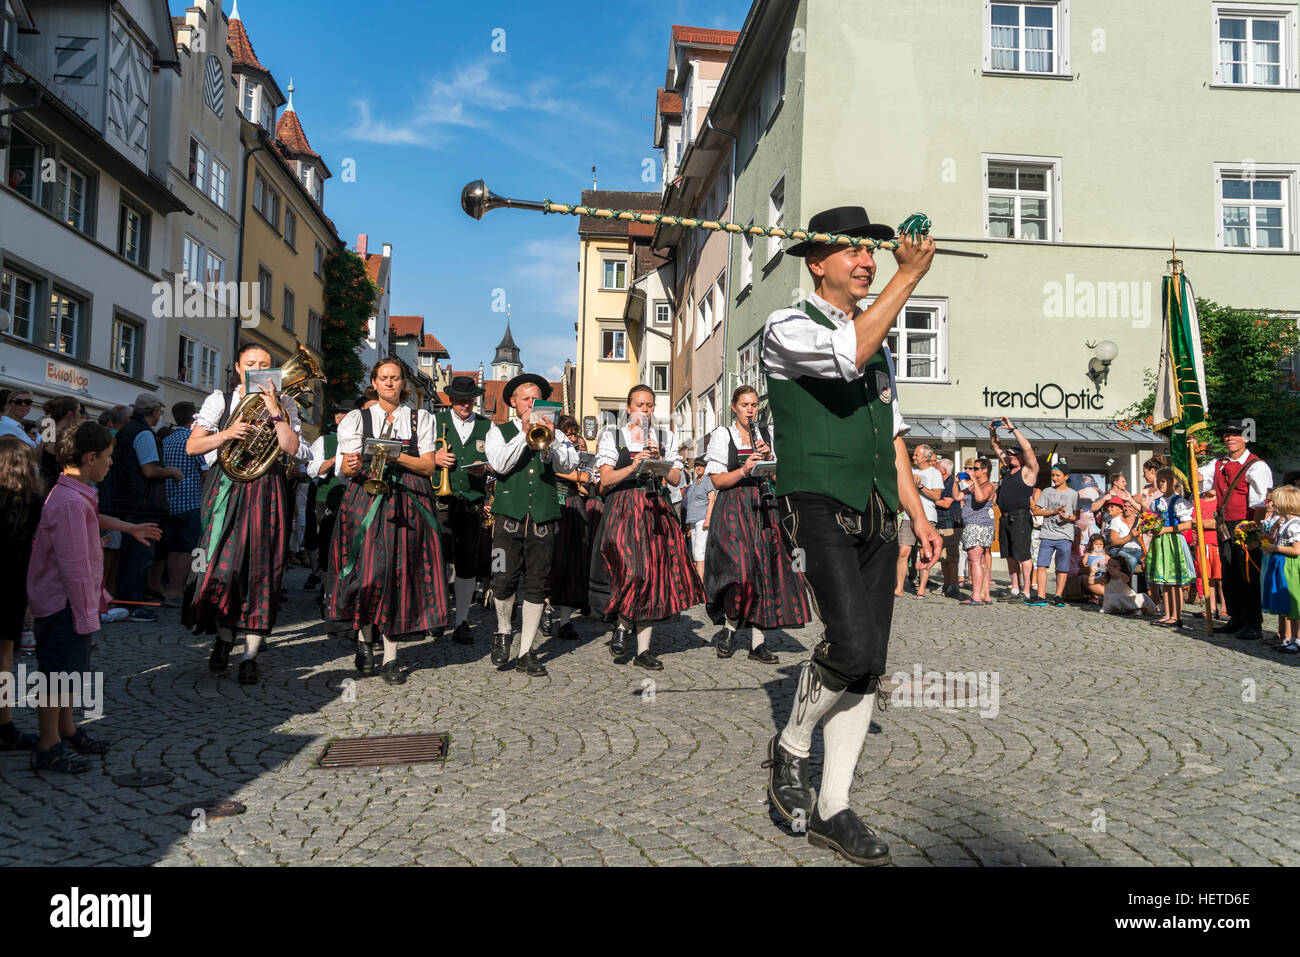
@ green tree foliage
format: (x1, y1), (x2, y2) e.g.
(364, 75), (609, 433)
(321, 249), (375, 409)
(1119, 299), (1300, 464)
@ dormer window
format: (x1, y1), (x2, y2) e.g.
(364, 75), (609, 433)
(260, 98), (273, 131)
(242, 80), (257, 119)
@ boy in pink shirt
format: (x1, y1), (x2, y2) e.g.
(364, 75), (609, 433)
(25, 422), (116, 773)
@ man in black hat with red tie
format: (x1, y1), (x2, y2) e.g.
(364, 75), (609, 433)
(760, 205), (939, 866)
(1199, 420), (1273, 640)
(434, 376), (492, 644)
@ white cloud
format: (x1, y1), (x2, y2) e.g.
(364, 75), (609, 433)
(514, 237), (579, 319)
(545, 364), (564, 381)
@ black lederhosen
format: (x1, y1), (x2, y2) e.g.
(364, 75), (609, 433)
(436, 495), (485, 579)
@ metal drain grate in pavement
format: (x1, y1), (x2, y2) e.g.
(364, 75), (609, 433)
(316, 732), (450, 769)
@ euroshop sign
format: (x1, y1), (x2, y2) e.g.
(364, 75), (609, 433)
(45, 359), (90, 392)
(982, 384), (1104, 418)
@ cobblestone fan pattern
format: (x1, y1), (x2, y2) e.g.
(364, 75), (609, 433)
(2, 569), (1297, 866)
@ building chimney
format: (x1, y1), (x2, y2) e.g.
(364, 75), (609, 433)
(357, 234), (368, 257)
(382, 242), (392, 258)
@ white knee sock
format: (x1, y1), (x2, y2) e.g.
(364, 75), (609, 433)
(453, 577), (476, 626)
(636, 624), (652, 655)
(556, 606), (575, 626)
(816, 691), (875, 818)
(494, 595), (516, 635)
(751, 627), (765, 649)
(382, 636), (398, 665)
(519, 601), (544, 655)
(243, 634), (263, 661)
(779, 662), (845, 759)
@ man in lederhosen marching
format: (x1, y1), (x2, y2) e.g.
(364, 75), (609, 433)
(433, 376), (493, 644)
(484, 374), (577, 677)
(761, 206), (939, 866)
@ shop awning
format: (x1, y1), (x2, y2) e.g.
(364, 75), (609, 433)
(903, 416), (1164, 446)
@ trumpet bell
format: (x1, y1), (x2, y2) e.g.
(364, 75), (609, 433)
(527, 422), (553, 451)
(461, 179), (492, 220)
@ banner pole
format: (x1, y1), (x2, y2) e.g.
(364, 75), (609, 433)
(1188, 441), (1213, 637)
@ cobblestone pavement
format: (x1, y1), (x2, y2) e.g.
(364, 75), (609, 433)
(2, 568), (1297, 867)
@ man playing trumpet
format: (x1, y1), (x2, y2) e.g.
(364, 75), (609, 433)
(483, 374), (577, 676)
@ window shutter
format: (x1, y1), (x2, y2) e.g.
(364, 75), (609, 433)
(983, 0), (992, 71)
(1059, 0), (1070, 74)
(1212, 14), (1222, 84)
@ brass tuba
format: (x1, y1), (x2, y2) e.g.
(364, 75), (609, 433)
(218, 347), (326, 481)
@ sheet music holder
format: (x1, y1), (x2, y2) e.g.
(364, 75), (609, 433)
(750, 460), (777, 480)
(634, 458), (674, 479)
(362, 438), (403, 461)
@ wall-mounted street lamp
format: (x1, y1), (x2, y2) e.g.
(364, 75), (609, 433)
(1086, 340), (1119, 395)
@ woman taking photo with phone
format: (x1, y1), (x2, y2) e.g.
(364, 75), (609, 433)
(953, 457), (996, 604)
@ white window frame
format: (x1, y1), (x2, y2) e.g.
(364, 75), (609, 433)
(118, 200), (147, 266)
(737, 331), (767, 398)
(766, 174), (786, 264)
(307, 309), (322, 352)
(258, 266), (273, 314)
(863, 295), (950, 383)
(1214, 163), (1299, 251)
(314, 243), (325, 278)
(111, 315), (140, 377)
(4, 125), (46, 204)
(284, 207), (297, 248)
(983, 0), (1071, 78)
(601, 258), (627, 291)
(1212, 3), (1299, 89)
(54, 160), (88, 231)
(282, 287), (295, 332)
(200, 343), (219, 392)
(653, 300), (671, 326)
(674, 395), (692, 450)
(204, 249), (227, 307)
(1, 267), (37, 343)
(189, 138), (207, 192)
(695, 290), (712, 348)
(182, 235), (203, 284)
(208, 157), (229, 210)
(740, 220), (755, 290)
(242, 80), (257, 120)
(600, 327), (627, 361)
(47, 290), (81, 357)
(178, 334), (197, 384)
(982, 153), (1062, 242)
(651, 362), (669, 393)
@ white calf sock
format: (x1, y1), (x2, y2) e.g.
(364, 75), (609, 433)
(751, 627), (765, 649)
(519, 601), (544, 655)
(243, 634), (263, 661)
(636, 624), (652, 655)
(726, 617), (739, 633)
(779, 661), (845, 759)
(816, 691), (875, 818)
(382, 637), (398, 665)
(453, 577), (476, 626)
(494, 595), (516, 635)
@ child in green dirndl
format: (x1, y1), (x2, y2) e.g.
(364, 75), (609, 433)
(1147, 469), (1195, 627)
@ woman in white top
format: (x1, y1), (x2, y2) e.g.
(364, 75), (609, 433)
(184, 343), (312, 685)
(587, 385), (703, 670)
(327, 359), (448, 684)
(703, 385), (809, 663)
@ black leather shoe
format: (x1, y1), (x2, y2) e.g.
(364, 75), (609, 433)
(557, 622), (580, 641)
(539, 605), (554, 637)
(716, 629), (736, 659)
(633, 651), (663, 671)
(381, 660), (407, 685)
(237, 659), (259, 685)
(609, 624), (630, 659)
(515, 650), (548, 677)
(1232, 627), (1262, 640)
(807, 805), (892, 866)
(431, 627), (446, 638)
(209, 638), (232, 674)
(762, 734), (814, 825)
(491, 632), (512, 666)
(453, 622), (474, 645)
(304, 573), (321, 590)
(355, 638), (377, 675)
(748, 644), (778, 664)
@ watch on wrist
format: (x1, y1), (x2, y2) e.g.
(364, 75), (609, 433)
(269, 414), (284, 423)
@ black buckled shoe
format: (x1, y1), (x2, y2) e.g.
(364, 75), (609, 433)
(453, 621), (474, 645)
(355, 638), (377, 675)
(609, 624), (631, 661)
(762, 734), (815, 825)
(237, 659), (259, 685)
(557, 622), (580, 641)
(515, 650), (548, 677)
(381, 660), (407, 685)
(807, 805), (892, 866)
(716, 629), (736, 659)
(209, 637), (233, 674)
(491, 632), (512, 666)
(1232, 627), (1262, 640)
(748, 644), (778, 664)
(633, 650), (663, 671)
(539, 606), (554, 637)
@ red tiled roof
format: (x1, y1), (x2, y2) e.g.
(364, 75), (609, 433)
(364, 252), (383, 292)
(672, 25), (740, 48)
(628, 221), (656, 238)
(657, 88), (682, 115)
(389, 315), (423, 338)
(483, 380), (508, 424)
(449, 369), (479, 381)
(226, 16), (268, 73)
(275, 108), (320, 160)
(420, 333), (448, 355)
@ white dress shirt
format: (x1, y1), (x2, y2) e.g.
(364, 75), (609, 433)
(486, 420), (578, 474)
(337, 404), (435, 456)
(307, 434), (338, 480)
(194, 388), (310, 469)
(0, 415), (36, 447)
(705, 424), (774, 476)
(596, 425), (682, 472)
(444, 409), (480, 445)
(762, 291), (910, 439)
(1198, 448), (1273, 509)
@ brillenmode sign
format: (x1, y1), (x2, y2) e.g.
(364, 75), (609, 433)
(46, 360), (90, 391)
(983, 384), (1104, 418)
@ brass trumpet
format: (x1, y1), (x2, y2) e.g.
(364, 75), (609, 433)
(432, 424), (453, 496)
(526, 420), (553, 452)
(363, 415), (395, 495)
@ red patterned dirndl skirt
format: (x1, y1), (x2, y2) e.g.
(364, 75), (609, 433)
(326, 471), (449, 639)
(547, 491), (589, 608)
(590, 485), (703, 623)
(186, 469), (288, 636)
(704, 483), (810, 629)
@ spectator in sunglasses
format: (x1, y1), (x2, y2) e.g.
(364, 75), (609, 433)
(0, 390), (37, 448)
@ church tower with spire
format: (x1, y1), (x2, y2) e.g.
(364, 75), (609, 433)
(492, 310), (522, 382)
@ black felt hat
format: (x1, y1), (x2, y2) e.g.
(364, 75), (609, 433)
(785, 206), (895, 258)
(1219, 420), (1248, 437)
(502, 373), (552, 406)
(446, 375), (485, 400)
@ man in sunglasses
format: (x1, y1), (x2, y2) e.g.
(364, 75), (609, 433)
(0, 390), (37, 447)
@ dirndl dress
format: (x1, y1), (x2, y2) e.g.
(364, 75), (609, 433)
(326, 418), (448, 640)
(546, 479), (589, 608)
(703, 439), (809, 630)
(588, 439), (702, 623)
(186, 467), (288, 636)
(1146, 497), (1195, 586)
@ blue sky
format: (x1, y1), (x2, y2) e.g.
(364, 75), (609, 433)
(201, 0), (752, 381)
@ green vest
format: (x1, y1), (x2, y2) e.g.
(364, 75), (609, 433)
(491, 421), (561, 523)
(318, 433), (344, 499)
(434, 410), (491, 502)
(765, 300), (900, 512)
